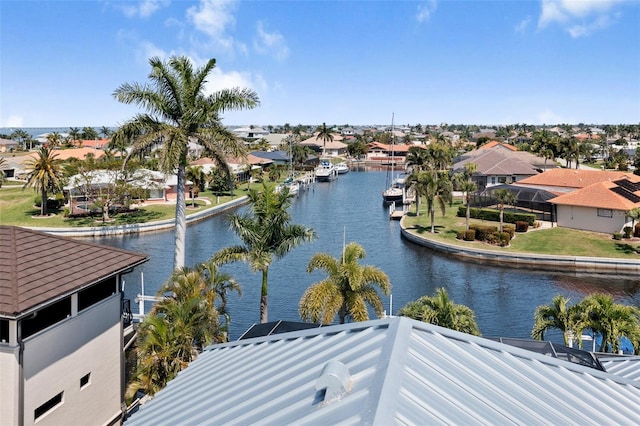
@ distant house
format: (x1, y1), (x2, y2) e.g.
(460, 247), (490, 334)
(125, 317), (640, 425)
(28, 147), (106, 161)
(366, 142), (417, 164)
(232, 126), (270, 140)
(300, 134), (347, 157)
(0, 226), (147, 426)
(80, 139), (109, 149)
(453, 142), (552, 191)
(0, 138), (19, 152)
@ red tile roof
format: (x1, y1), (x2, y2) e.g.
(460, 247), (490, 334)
(549, 175), (640, 210)
(479, 141), (517, 151)
(519, 169), (632, 189)
(0, 226), (148, 317)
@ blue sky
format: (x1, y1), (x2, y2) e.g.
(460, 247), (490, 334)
(1, 0), (639, 128)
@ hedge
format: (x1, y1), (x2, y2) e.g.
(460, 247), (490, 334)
(457, 206), (536, 226)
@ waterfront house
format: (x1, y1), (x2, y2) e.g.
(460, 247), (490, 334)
(0, 138), (19, 152)
(300, 134), (348, 156)
(124, 316), (640, 425)
(0, 226), (147, 426)
(366, 142), (416, 164)
(453, 142), (552, 191)
(548, 173), (640, 234)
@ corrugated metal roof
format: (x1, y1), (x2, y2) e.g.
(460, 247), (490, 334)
(600, 356), (640, 382)
(126, 317), (640, 425)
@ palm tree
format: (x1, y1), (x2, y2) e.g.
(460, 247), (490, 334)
(212, 181), (316, 323)
(459, 179), (477, 231)
(531, 294), (582, 346)
(577, 294), (640, 353)
(198, 259), (242, 339)
(299, 242), (391, 324)
(405, 146), (429, 172)
(45, 131), (62, 149)
(113, 55), (259, 270)
(628, 208), (640, 234)
(23, 146), (64, 216)
(493, 188), (517, 233)
(316, 122), (333, 156)
(10, 129), (30, 150)
(67, 127), (81, 146)
(419, 171), (451, 233)
(127, 267), (224, 398)
(398, 288), (480, 335)
(0, 157), (6, 188)
(99, 126), (112, 139)
(185, 165), (205, 206)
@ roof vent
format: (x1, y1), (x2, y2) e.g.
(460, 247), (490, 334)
(315, 360), (351, 402)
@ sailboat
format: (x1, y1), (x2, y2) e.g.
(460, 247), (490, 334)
(382, 114), (404, 205)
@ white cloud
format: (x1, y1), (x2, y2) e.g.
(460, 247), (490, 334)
(515, 17), (531, 33)
(204, 67), (265, 96)
(538, 0), (623, 37)
(2, 114), (24, 128)
(119, 0), (170, 18)
(416, 0), (438, 24)
(187, 0), (238, 52)
(535, 108), (569, 125)
(253, 21), (290, 61)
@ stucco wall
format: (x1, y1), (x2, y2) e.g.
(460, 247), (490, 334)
(0, 346), (20, 425)
(556, 205), (627, 234)
(22, 295), (122, 425)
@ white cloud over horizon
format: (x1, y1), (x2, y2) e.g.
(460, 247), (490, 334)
(416, 0), (438, 23)
(538, 0), (623, 37)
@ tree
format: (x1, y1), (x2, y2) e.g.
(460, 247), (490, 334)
(10, 129), (30, 150)
(113, 55), (259, 270)
(197, 259), (242, 338)
(99, 126), (112, 139)
(67, 127), (81, 146)
(398, 288), (480, 335)
(577, 294), (640, 353)
(22, 147), (64, 216)
(531, 294), (582, 346)
(82, 126), (98, 140)
(405, 146), (429, 172)
(459, 179), (477, 231)
(493, 188), (517, 233)
(212, 181), (316, 323)
(299, 242), (391, 325)
(127, 267), (225, 398)
(185, 165), (205, 206)
(316, 122), (333, 156)
(0, 157), (6, 187)
(45, 132), (62, 149)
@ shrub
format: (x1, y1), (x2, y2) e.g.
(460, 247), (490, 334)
(62, 207), (70, 217)
(515, 221), (529, 232)
(503, 225), (515, 239)
(613, 232), (623, 240)
(469, 224), (497, 241)
(34, 194), (42, 207)
(497, 231), (511, 246)
(623, 226), (633, 238)
(460, 207), (536, 226)
(456, 230), (465, 240)
(464, 229), (476, 241)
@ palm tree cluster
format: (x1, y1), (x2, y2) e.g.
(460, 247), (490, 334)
(532, 294), (640, 354)
(23, 146), (64, 216)
(112, 55), (259, 270)
(127, 260), (241, 399)
(299, 242), (391, 325)
(398, 288), (481, 336)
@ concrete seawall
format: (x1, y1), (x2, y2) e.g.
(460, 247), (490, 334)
(26, 197), (248, 237)
(400, 221), (640, 277)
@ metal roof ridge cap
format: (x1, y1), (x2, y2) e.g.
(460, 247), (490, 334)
(367, 317), (414, 425)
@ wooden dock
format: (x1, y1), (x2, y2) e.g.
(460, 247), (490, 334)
(389, 209), (405, 220)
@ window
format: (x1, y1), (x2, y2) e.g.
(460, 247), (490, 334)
(0, 319), (8, 343)
(491, 177), (496, 185)
(597, 208), (613, 218)
(78, 277), (117, 311)
(80, 373), (91, 389)
(21, 297), (71, 339)
(498, 176), (507, 183)
(34, 392), (63, 421)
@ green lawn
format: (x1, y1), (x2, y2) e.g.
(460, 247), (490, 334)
(403, 199), (640, 259)
(0, 185), (245, 228)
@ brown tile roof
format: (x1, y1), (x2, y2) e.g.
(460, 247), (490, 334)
(0, 226), (148, 317)
(479, 141), (517, 151)
(28, 147), (105, 161)
(366, 142), (416, 153)
(519, 169), (632, 189)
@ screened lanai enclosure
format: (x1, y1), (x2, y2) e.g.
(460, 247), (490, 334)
(472, 184), (558, 223)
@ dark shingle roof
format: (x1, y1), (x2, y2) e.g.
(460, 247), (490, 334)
(0, 226), (148, 317)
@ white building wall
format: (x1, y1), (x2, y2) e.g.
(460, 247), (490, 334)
(556, 205), (627, 234)
(22, 295), (122, 426)
(0, 346), (20, 425)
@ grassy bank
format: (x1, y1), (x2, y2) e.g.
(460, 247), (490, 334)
(403, 199), (640, 259)
(0, 184), (245, 228)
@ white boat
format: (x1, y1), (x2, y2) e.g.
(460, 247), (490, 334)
(315, 159), (337, 182)
(382, 114), (404, 204)
(335, 162), (350, 174)
(276, 176), (300, 195)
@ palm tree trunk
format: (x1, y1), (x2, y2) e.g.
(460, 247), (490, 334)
(465, 193), (471, 231)
(260, 267), (269, 323)
(41, 187), (47, 216)
(430, 204), (435, 233)
(174, 163), (187, 270)
(499, 207), (504, 233)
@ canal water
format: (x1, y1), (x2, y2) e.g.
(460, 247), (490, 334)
(94, 170), (640, 341)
